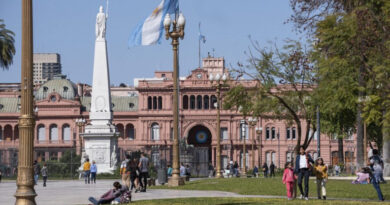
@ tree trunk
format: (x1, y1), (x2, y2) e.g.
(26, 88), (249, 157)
(383, 110), (390, 176)
(338, 137), (344, 165)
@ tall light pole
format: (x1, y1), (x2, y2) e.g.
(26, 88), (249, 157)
(277, 128), (280, 168)
(76, 118), (86, 155)
(256, 126), (262, 166)
(317, 106), (321, 157)
(15, 0), (37, 204)
(209, 73), (227, 178)
(164, 13), (185, 187)
(240, 119), (247, 177)
(248, 117), (257, 170)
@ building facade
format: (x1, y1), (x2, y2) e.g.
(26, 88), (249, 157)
(33, 53), (62, 85)
(0, 57), (356, 175)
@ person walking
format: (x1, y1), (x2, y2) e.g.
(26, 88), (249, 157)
(90, 160), (97, 184)
(83, 158), (91, 184)
(282, 162), (296, 200)
(365, 166), (385, 201)
(334, 164), (340, 176)
(262, 162), (268, 178)
(0, 170), (2, 183)
(270, 162), (276, 177)
(138, 153), (149, 192)
(294, 146), (314, 200)
(233, 161), (239, 177)
(167, 164), (173, 177)
(41, 163), (48, 187)
(33, 160), (40, 185)
(180, 163), (186, 177)
(369, 149), (386, 183)
(314, 157), (328, 200)
(129, 157), (140, 192)
(229, 161), (234, 178)
(208, 163), (214, 178)
(121, 154), (131, 188)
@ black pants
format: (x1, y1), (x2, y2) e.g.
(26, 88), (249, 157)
(297, 168), (310, 197)
(43, 176), (47, 187)
(139, 172), (148, 191)
(130, 174), (137, 190)
(91, 172), (96, 183)
(263, 171), (268, 178)
(270, 170), (275, 177)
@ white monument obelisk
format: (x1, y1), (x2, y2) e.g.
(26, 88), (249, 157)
(82, 5), (118, 174)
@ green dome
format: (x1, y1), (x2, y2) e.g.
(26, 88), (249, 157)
(35, 78), (77, 100)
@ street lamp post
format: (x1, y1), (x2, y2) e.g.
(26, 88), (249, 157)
(164, 13), (185, 187)
(277, 128), (280, 168)
(76, 118), (86, 155)
(209, 73), (227, 178)
(15, 0), (37, 204)
(248, 117), (258, 170)
(255, 126), (263, 166)
(240, 119), (247, 177)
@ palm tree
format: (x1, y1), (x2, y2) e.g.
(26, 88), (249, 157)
(0, 19), (16, 70)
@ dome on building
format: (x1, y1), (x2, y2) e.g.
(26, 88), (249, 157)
(35, 76), (78, 100)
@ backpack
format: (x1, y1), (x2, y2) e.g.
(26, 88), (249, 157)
(119, 190), (131, 203)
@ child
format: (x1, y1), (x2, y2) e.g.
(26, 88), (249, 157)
(352, 168), (370, 184)
(314, 157), (327, 200)
(282, 162), (296, 200)
(41, 163), (48, 187)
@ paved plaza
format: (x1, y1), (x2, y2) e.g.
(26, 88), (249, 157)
(0, 179), (270, 205)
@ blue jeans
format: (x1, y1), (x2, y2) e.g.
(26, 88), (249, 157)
(84, 170), (90, 184)
(34, 174), (39, 185)
(372, 176), (384, 201)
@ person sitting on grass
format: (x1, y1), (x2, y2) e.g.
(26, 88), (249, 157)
(352, 168), (370, 184)
(88, 181), (130, 205)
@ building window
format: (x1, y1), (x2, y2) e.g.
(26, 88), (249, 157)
(151, 123), (160, 140)
(126, 124), (135, 140)
(266, 127), (270, 139)
(286, 127), (290, 139)
(203, 95), (209, 109)
(286, 152), (293, 162)
(271, 127), (275, 139)
(292, 127), (296, 139)
(182, 95), (188, 109)
(50, 152), (58, 161)
(147, 96), (152, 109)
(62, 124), (71, 141)
(240, 123), (249, 140)
(63, 86), (68, 92)
(190, 95), (195, 109)
(50, 124), (58, 141)
(221, 127), (228, 140)
(197, 95), (202, 109)
(158, 96), (163, 110)
(50, 95), (57, 102)
(210, 95), (217, 109)
(240, 151), (249, 169)
(37, 151), (45, 162)
(37, 124), (45, 142)
(170, 127), (173, 140)
(153, 96), (157, 110)
(129, 103), (135, 108)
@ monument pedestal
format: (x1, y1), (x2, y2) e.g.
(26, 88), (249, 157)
(168, 176), (185, 187)
(82, 124), (118, 174)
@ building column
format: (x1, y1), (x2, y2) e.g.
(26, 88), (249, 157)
(45, 151), (50, 161)
(46, 126), (50, 143)
(58, 125), (63, 143)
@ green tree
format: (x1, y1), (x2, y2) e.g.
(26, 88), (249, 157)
(225, 40), (318, 153)
(0, 19), (15, 70)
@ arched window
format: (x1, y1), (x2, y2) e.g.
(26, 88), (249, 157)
(62, 124), (71, 141)
(196, 95), (202, 109)
(4, 125), (12, 141)
(116, 124), (124, 139)
(14, 125), (19, 140)
(266, 127), (270, 139)
(50, 124), (58, 141)
(147, 96), (152, 110)
(292, 127), (296, 139)
(126, 124), (135, 140)
(182, 95), (188, 109)
(153, 96), (157, 110)
(271, 127), (276, 139)
(151, 123), (160, 140)
(210, 95), (217, 109)
(240, 150), (249, 169)
(37, 124), (45, 142)
(203, 95), (209, 109)
(158, 96), (162, 110)
(190, 95), (195, 109)
(266, 151), (276, 165)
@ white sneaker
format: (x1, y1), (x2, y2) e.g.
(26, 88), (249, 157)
(305, 197), (309, 200)
(300, 195), (304, 199)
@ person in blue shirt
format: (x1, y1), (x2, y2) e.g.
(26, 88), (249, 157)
(253, 166), (259, 178)
(90, 160), (98, 184)
(294, 146), (314, 200)
(167, 164), (173, 176)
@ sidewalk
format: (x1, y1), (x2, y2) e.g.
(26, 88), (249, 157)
(0, 179), (388, 205)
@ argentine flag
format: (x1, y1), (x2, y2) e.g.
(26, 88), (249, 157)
(129, 0), (179, 47)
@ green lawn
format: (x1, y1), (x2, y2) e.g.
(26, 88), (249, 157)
(131, 197), (388, 205)
(152, 177), (390, 201)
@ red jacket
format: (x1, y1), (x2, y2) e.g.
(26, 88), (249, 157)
(282, 168), (296, 183)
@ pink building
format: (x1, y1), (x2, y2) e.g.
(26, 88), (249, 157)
(0, 57), (356, 175)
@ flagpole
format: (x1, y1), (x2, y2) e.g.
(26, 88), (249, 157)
(199, 22), (201, 68)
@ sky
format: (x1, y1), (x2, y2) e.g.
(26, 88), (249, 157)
(0, 0), (301, 86)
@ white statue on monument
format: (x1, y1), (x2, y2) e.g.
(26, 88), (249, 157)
(95, 6), (107, 40)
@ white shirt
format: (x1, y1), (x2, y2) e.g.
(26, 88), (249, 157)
(299, 154), (307, 169)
